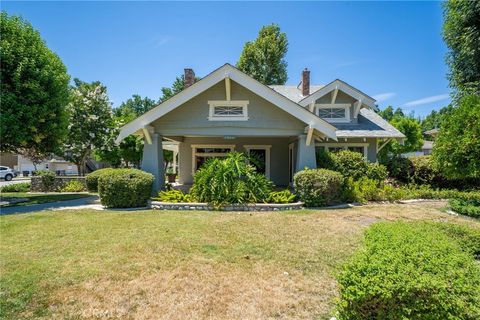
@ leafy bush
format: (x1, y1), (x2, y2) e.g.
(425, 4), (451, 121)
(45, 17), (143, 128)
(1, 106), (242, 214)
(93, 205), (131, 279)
(450, 198), (480, 219)
(336, 222), (480, 319)
(0, 182), (30, 193)
(315, 148), (336, 170)
(267, 190), (296, 204)
(408, 156), (439, 184)
(153, 189), (193, 203)
(98, 169), (154, 208)
(330, 150), (369, 181)
(365, 162), (388, 182)
(60, 180), (86, 192)
(36, 169), (56, 191)
(189, 152), (273, 205)
(294, 168), (344, 207)
(85, 168), (115, 192)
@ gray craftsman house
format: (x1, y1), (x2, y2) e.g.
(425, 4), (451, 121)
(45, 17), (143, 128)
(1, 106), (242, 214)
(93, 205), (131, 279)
(116, 64), (404, 191)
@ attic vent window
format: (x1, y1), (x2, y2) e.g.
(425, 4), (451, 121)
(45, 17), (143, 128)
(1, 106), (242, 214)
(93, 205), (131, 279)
(316, 103), (351, 123)
(208, 100), (249, 121)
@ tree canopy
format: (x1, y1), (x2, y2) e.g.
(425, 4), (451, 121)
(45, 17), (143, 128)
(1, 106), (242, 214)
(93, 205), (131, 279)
(443, 0), (480, 98)
(420, 105), (454, 132)
(0, 12), (70, 155)
(63, 79), (113, 175)
(237, 24), (288, 85)
(432, 94), (480, 179)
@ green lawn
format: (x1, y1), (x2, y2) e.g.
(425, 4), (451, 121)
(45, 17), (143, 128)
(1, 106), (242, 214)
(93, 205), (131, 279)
(0, 192), (91, 207)
(0, 201), (477, 319)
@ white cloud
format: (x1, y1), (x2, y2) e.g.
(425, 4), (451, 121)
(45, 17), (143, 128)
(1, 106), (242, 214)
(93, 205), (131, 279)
(403, 94), (450, 107)
(372, 92), (396, 103)
(150, 35), (174, 48)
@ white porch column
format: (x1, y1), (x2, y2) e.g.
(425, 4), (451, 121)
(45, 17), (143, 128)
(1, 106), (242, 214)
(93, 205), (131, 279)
(141, 133), (165, 193)
(295, 134), (317, 172)
(173, 149), (178, 173)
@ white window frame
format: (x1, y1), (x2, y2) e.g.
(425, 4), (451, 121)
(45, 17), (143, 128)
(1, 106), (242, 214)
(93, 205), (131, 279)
(316, 142), (368, 159)
(315, 103), (351, 123)
(243, 145), (271, 179)
(191, 144), (235, 174)
(208, 100), (249, 121)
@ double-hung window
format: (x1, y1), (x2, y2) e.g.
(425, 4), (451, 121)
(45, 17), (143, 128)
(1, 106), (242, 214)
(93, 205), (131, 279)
(208, 100), (249, 121)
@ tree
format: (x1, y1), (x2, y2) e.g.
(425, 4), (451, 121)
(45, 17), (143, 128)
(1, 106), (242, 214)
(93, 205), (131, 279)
(0, 12), (70, 155)
(19, 148), (47, 171)
(433, 94), (480, 179)
(158, 74), (201, 103)
(237, 24), (288, 85)
(63, 79), (113, 175)
(420, 105), (454, 132)
(443, 0), (480, 98)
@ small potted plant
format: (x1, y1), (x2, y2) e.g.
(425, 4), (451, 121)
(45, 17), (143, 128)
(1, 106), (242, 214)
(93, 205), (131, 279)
(165, 168), (177, 183)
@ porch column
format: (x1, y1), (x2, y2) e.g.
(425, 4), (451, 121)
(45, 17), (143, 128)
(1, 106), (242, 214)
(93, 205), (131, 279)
(141, 133), (165, 193)
(295, 134), (317, 172)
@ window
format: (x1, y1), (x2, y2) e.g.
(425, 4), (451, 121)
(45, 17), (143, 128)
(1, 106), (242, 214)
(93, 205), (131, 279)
(208, 100), (249, 121)
(316, 143), (368, 158)
(244, 145), (271, 178)
(191, 144), (235, 173)
(315, 104), (350, 123)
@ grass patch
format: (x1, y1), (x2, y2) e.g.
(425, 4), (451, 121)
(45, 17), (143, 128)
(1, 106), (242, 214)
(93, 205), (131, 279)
(0, 201), (477, 319)
(0, 192), (91, 207)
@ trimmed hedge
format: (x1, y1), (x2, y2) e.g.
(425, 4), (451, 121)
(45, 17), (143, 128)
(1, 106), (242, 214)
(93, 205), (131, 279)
(98, 169), (154, 208)
(294, 168), (343, 207)
(0, 182), (30, 193)
(85, 168), (116, 192)
(336, 222), (480, 319)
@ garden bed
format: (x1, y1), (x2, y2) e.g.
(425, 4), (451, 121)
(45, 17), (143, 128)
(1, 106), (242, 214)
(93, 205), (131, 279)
(151, 201), (304, 211)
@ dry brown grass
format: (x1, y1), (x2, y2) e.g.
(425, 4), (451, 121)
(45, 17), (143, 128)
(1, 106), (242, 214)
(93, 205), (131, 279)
(2, 201), (477, 320)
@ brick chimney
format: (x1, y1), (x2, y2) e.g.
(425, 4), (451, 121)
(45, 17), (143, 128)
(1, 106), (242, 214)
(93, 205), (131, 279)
(184, 68), (195, 88)
(301, 68), (310, 96)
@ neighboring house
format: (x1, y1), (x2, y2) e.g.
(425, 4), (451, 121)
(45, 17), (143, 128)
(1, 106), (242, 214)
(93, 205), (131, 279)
(116, 64), (405, 191)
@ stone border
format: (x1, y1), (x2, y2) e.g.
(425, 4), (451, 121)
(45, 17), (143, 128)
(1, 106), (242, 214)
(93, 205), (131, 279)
(151, 201), (304, 211)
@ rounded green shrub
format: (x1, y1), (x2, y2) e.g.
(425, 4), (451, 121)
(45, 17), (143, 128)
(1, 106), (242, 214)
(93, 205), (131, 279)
(294, 168), (344, 207)
(336, 222), (480, 319)
(60, 180), (86, 192)
(365, 162), (388, 182)
(189, 152), (273, 205)
(330, 150), (369, 181)
(98, 169), (154, 208)
(85, 168), (115, 192)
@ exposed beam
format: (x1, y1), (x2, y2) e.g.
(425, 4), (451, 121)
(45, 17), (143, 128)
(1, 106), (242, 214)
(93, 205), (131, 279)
(142, 127), (152, 145)
(376, 138), (391, 154)
(308, 102), (315, 113)
(306, 125), (314, 146)
(225, 77), (231, 101)
(353, 100), (362, 118)
(331, 86), (339, 104)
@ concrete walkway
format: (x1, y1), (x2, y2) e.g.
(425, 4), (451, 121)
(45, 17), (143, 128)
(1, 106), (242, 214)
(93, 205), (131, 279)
(0, 195), (100, 215)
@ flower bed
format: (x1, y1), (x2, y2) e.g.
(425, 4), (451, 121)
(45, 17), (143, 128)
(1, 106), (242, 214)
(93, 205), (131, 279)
(151, 201), (303, 211)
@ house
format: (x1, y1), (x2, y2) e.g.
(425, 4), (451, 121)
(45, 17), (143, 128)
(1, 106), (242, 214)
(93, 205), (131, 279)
(116, 64), (405, 191)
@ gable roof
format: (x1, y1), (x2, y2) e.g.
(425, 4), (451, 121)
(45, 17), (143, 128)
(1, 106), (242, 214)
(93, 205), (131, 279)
(334, 109), (405, 138)
(298, 79), (377, 110)
(269, 85), (325, 103)
(116, 64), (337, 143)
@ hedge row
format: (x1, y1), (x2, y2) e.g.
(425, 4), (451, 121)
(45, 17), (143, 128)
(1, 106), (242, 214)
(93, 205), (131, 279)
(336, 221), (480, 319)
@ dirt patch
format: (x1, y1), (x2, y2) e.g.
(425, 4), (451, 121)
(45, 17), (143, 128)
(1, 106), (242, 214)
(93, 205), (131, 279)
(49, 263), (335, 320)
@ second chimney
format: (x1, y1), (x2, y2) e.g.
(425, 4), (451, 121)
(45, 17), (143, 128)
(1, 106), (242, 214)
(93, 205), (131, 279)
(301, 68), (310, 96)
(184, 68), (195, 88)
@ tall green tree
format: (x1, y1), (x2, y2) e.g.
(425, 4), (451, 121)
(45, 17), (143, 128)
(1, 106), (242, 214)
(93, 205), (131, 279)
(443, 0), (480, 98)
(420, 105), (454, 132)
(158, 74), (201, 102)
(63, 79), (113, 175)
(0, 12), (70, 155)
(237, 24), (288, 85)
(433, 94), (480, 179)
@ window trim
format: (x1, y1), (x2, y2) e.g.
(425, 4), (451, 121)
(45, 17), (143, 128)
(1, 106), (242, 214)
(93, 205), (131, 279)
(208, 100), (249, 121)
(315, 103), (351, 123)
(243, 145), (271, 178)
(191, 144), (235, 174)
(316, 142), (368, 158)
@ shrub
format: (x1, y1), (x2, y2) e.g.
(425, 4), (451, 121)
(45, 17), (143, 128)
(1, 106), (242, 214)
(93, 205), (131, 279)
(189, 152), (273, 205)
(60, 180), (86, 192)
(330, 150), (369, 181)
(153, 189), (193, 203)
(336, 222), (480, 319)
(0, 182), (30, 193)
(408, 156), (438, 185)
(98, 169), (154, 208)
(294, 168), (344, 207)
(365, 162), (388, 182)
(36, 169), (56, 191)
(315, 148), (336, 170)
(383, 156), (411, 183)
(267, 190), (296, 204)
(85, 168), (115, 192)
(449, 198), (480, 219)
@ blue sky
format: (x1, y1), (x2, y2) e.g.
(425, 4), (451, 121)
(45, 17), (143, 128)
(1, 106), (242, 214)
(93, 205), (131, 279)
(4, 1), (450, 117)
